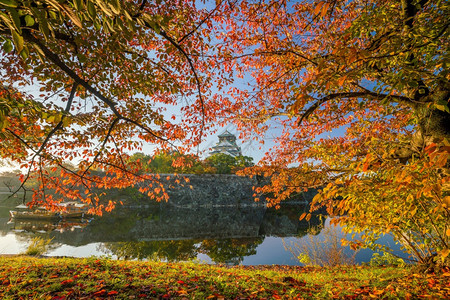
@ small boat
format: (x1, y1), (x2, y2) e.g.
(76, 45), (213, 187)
(9, 202), (90, 220)
(9, 209), (61, 220)
(9, 218), (90, 233)
(56, 202), (90, 219)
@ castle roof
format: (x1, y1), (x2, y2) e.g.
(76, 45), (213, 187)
(209, 130), (242, 157)
(218, 130), (235, 138)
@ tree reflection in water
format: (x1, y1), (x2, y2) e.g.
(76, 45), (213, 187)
(100, 237), (264, 265)
(1, 199), (324, 264)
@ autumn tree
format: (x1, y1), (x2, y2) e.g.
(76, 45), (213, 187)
(0, 0), (228, 214)
(211, 0), (449, 267)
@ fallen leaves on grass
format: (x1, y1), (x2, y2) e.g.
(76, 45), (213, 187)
(0, 257), (448, 299)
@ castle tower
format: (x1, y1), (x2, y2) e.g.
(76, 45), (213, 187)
(209, 131), (242, 157)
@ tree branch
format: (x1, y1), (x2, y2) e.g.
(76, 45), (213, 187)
(78, 117), (120, 181)
(178, 0), (224, 44)
(22, 30), (120, 114)
(21, 30), (168, 143)
(135, 12), (206, 142)
(157, 29), (206, 136)
(9, 83), (79, 197)
(297, 92), (413, 125)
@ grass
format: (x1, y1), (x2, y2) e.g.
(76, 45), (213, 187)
(0, 256), (449, 299)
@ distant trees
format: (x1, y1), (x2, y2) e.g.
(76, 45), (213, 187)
(205, 153), (254, 174)
(129, 152), (254, 175)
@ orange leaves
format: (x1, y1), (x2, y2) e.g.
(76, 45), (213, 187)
(0, 0), (227, 213)
(313, 2), (330, 18)
(444, 196), (450, 208)
(299, 212), (312, 221)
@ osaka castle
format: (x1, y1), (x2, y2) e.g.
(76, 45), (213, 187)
(209, 130), (242, 157)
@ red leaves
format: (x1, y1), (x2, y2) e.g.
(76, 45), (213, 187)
(92, 289), (107, 296)
(60, 279), (74, 286)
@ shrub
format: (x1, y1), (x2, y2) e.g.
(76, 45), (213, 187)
(284, 224), (356, 267)
(369, 252), (406, 267)
(24, 237), (53, 256)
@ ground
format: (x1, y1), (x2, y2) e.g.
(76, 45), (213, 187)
(0, 256), (449, 299)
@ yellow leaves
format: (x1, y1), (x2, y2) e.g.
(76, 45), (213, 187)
(402, 175), (413, 184)
(406, 194), (414, 203)
(369, 288), (384, 298)
(45, 113), (62, 124)
(312, 192), (323, 203)
(443, 196), (450, 208)
(93, 0), (121, 17)
(109, 0), (122, 15)
(439, 248), (449, 263)
(11, 29), (23, 53)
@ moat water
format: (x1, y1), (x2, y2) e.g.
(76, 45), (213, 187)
(0, 200), (406, 265)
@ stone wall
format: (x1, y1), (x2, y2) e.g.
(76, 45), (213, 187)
(153, 174), (312, 207)
(162, 174), (260, 207)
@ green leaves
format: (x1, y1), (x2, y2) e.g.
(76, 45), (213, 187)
(7, 6), (21, 33)
(0, 0), (18, 8)
(2, 39), (13, 52)
(24, 15), (34, 26)
(87, 1), (96, 19)
(435, 100), (450, 113)
(10, 29), (23, 52)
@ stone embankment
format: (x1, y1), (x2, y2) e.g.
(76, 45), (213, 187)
(151, 174), (314, 208)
